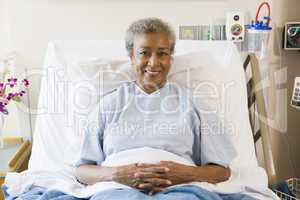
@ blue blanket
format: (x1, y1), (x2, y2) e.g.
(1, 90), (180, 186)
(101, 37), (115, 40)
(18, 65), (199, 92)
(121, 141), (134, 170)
(3, 185), (257, 200)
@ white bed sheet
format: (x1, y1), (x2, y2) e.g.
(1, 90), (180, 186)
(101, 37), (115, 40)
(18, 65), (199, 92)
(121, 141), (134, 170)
(5, 40), (278, 199)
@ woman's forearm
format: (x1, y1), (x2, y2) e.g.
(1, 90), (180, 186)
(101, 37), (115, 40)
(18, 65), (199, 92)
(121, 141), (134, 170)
(191, 164), (231, 184)
(75, 164), (116, 185)
(75, 163), (230, 186)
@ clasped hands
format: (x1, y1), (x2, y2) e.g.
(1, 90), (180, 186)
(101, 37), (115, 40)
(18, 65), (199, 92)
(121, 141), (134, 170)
(112, 161), (195, 195)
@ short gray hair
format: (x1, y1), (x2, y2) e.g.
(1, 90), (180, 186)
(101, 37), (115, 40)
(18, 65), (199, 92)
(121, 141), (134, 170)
(125, 18), (176, 55)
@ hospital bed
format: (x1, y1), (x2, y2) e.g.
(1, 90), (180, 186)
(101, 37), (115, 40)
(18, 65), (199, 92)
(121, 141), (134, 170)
(3, 40), (279, 199)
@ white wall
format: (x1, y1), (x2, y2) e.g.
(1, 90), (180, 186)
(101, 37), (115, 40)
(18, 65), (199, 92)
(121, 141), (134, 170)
(3, 0), (268, 108)
(269, 0), (300, 180)
(0, 0), (10, 56)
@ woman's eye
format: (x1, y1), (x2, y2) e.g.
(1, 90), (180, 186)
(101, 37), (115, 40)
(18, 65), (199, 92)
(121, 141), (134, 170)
(139, 51), (148, 56)
(158, 52), (169, 56)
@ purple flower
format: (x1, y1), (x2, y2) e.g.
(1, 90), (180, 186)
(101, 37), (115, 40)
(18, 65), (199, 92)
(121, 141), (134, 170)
(6, 93), (16, 101)
(0, 97), (8, 106)
(19, 91), (26, 96)
(0, 83), (4, 96)
(7, 77), (17, 88)
(22, 79), (29, 87)
(0, 77), (29, 115)
(0, 102), (8, 115)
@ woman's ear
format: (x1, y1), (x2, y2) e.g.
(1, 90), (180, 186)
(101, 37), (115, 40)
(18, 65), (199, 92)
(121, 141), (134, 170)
(129, 51), (135, 65)
(170, 56), (174, 63)
(129, 50), (134, 60)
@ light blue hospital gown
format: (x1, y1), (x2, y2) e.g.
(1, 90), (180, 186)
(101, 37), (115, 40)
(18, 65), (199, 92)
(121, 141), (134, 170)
(77, 81), (236, 168)
(5, 81), (257, 200)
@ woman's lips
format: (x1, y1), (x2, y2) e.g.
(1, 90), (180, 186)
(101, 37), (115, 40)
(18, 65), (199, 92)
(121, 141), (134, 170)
(145, 69), (161, 76)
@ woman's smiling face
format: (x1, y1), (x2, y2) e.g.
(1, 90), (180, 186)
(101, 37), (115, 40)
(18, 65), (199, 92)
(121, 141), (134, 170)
(130, 32), (172, 94)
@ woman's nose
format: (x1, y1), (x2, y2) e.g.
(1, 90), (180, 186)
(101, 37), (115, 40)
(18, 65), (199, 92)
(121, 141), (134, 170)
(148, 54), (159, 67)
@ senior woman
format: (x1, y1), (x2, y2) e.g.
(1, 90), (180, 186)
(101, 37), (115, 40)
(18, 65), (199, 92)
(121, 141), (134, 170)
(7, 18), (257, 200)
(73, 18), (257, 200)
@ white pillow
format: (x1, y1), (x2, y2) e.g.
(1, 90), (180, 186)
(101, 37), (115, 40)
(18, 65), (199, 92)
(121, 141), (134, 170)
(29, 41), (257, 173)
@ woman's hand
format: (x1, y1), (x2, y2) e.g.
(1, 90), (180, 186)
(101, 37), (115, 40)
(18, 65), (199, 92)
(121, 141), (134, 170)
(135, 161), (231, 195)
(112, 163), (172, 192)
(76, 161), (230, 195)
(136, 161), (196, 191)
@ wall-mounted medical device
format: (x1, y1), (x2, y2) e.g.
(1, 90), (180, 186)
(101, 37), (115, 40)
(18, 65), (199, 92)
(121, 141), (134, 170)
(242, 2), (272, 59)
(284, 22), (300, 50)
(179, 25), (226, 40)
(226, 12), (245, 42)
(291, 77), (300, 109)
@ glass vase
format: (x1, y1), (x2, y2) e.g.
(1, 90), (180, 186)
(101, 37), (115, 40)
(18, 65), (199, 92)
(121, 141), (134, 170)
(0, 114), (4, 148)
(0, 114), (3, 132)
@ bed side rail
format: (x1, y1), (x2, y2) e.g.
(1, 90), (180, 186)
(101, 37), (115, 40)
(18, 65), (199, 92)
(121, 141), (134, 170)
(243, 53), (277, 185)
